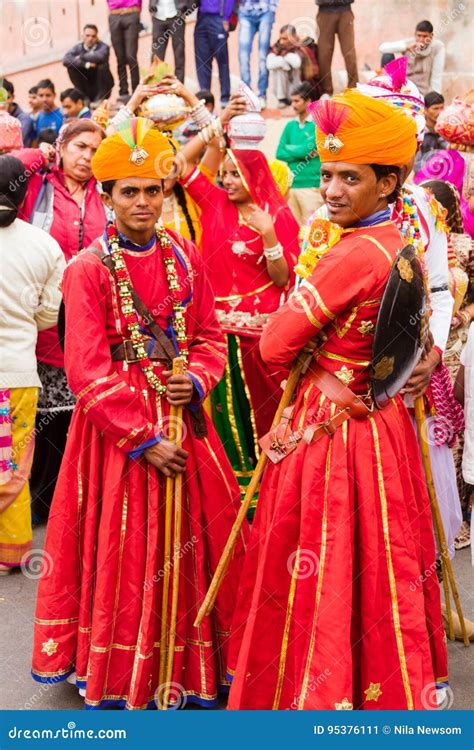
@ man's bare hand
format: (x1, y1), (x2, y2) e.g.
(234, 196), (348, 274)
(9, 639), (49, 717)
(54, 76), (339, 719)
(144, 439), (188, 477)
(402, 348), (440, 399)
(163, 371), (194, 406)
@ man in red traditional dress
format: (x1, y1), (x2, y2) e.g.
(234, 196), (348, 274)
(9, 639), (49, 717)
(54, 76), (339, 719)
(31, 118), (246, 709)
(226, 91), (448, 710)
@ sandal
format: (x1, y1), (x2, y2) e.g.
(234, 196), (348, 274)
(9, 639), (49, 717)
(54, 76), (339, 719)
(454, 521), (471, 550)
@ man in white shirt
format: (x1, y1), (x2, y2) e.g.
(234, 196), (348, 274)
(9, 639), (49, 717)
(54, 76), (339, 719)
(149, 0), (195, 81)
(379, 19), (446, 95)
(0, 156), (65, 575)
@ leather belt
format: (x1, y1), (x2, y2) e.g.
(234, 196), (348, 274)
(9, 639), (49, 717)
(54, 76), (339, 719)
(260, 362), (374, 464)
(111, 338), (168, 364)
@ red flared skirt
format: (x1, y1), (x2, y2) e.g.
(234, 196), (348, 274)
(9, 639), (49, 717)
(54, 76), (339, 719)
(31, 366), (247, 710)
(227, 384), (448, 710)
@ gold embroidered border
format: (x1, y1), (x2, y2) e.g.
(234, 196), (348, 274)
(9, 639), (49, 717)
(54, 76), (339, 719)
(298, 441), (332, 709)
(235, 335), (260, 458)
(292, 291), (324, 329)
(34, 618), (79, 625)
(82, 382), (126, 414)
(215, 280), (274, 302)
(357, 235), (393, 267)
(318, 349), (370, 367)
(273, 546), (300, 709)
(223, 358), (247, 472)
(300, 280), (336, 321)
(103, 481), (129, 691)
(31, 667), (74, 678)
(369, 417), (414, 710)
(76, 375), (116, 401)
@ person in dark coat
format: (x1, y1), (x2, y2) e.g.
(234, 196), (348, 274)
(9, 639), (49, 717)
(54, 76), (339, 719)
(63, 24), (114, 103)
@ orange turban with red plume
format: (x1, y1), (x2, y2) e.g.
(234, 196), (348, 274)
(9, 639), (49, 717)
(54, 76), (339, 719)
(309, 89), (417, 167)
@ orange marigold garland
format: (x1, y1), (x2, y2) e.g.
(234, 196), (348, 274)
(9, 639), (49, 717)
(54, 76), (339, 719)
(107, 222), (188, 395)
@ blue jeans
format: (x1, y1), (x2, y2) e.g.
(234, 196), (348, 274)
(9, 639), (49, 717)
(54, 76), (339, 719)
(238, 10), (275, 97)
(194, 13), (231, 104)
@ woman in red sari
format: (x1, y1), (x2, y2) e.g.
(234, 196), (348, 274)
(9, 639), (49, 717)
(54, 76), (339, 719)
(227, 90), (448, 710)
(31, 120), (246, 709)
(156, 77), (300, 511)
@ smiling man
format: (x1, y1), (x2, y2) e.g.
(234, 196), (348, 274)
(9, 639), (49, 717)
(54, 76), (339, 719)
(31, 118), (246, 710)
(226, 90), (448, 710)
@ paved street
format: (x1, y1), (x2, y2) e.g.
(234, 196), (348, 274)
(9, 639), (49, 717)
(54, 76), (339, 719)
(0, 524), (472, 711)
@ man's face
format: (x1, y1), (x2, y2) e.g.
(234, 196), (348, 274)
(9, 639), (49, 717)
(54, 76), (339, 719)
(319, 162), (396, 228)
(291, 95), (308, 116)
(279, 31), (297, 49)
(83, 27), (98, 47)
(105, 178), (164, 235)
(61, 97), (84, 118)
(425, 102), (444, 131)
(37, 87), (56, 112)
(414, 30), (433, 51)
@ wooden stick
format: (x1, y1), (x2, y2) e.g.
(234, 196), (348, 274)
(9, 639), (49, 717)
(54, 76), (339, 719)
(162, 357), (186, 709)
(194, 353), (310, 627)
(414, 397), (469, 647)
(158, 406), (176, 691)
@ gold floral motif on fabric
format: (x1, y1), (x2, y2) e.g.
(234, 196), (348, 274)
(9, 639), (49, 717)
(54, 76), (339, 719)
(364, 682), (383, 701)
(41, 638), (59, 657)
(358, 320), (375, 336)
(335, 697), (353, 710)
(334, 366), (354, 386)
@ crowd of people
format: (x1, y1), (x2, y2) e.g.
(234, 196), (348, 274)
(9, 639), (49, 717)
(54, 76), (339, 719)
(0, 0), (473, 713)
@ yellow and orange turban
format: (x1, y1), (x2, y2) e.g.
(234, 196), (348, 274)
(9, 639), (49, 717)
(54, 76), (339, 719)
(310, 89), (417, 167)
(91, 117), (175, 182)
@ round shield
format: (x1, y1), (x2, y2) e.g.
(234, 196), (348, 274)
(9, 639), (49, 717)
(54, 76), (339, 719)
(371, 245), (428, 409)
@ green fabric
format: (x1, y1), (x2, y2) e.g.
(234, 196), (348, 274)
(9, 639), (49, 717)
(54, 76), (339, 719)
(276, 118), (321, 188)
(211, 334), (258, 518)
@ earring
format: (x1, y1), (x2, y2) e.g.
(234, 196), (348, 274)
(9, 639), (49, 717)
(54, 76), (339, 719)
(380, 194), (386, 198)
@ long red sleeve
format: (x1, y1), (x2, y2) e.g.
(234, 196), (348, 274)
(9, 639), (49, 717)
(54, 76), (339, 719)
(62, 252), (157, 452)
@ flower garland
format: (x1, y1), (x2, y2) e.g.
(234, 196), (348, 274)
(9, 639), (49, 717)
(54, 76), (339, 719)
(107, 222), (188, 395)
(295, 218), (343, 279)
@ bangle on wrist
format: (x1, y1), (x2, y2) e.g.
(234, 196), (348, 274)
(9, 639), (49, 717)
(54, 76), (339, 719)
(264, 242), (284, 261)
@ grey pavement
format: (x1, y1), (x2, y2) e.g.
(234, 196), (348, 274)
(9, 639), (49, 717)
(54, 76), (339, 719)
(0, 524), (472, 711)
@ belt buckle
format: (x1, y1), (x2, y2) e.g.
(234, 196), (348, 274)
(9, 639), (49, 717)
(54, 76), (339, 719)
(124, 341), (139, 365)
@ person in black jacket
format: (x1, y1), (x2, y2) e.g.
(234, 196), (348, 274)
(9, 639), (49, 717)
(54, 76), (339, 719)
(63, 24), (114, 104)
(316, 0), (358, 96)
(149, 1), (195, 82)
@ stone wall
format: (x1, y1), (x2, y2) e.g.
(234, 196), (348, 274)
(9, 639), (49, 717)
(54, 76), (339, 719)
(1, 0), (472, 103)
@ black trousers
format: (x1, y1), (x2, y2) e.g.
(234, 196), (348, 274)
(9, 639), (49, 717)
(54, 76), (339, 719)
(109, 11), (140, 96)
(30, 410), (72, 523)
(66, 64), (114, 102)
(151, 15), (186, 82)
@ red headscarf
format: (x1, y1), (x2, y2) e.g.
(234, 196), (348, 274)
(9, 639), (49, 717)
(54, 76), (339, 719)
(228, 148), (295, 226)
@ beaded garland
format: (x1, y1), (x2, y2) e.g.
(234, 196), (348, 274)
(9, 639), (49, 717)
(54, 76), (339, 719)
(107, 223), (188, 395)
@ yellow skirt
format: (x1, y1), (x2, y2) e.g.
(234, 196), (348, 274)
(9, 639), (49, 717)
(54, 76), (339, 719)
(0, 387), (38, 566)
